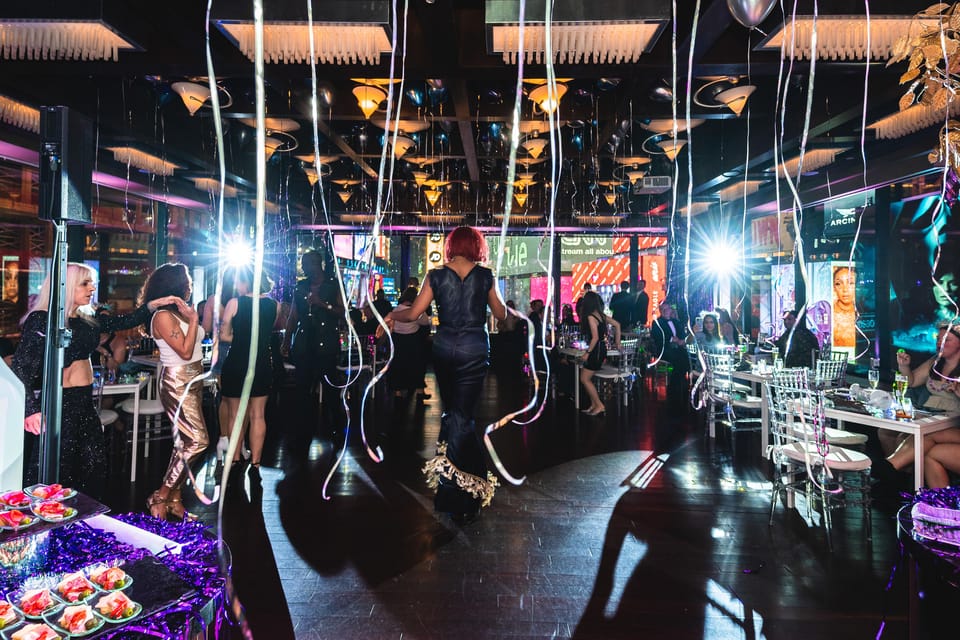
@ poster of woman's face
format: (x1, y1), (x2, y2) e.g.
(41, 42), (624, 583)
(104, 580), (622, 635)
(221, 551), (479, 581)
(1, 257), (18, 304)
(832, 265), (857, 351)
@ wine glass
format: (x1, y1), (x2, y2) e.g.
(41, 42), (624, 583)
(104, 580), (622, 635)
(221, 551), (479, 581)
(868, 369), (879, 389)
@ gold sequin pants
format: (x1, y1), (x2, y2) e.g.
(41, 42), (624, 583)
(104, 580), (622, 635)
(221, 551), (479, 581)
(158, 360), (208, 489)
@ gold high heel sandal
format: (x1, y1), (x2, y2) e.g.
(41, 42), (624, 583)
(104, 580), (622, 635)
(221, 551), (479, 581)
(166, 490), (199, 522)
(146, 490), (169, 519)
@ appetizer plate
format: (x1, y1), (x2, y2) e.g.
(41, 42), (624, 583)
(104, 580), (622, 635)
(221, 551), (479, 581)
(0, 622), (63, 640)
(0, 510), (38, 532)
(0, 491), (34, 509)
(7, 588), (62, 620)
(83, 566), (131, 593)
(96, 601), (142, 625)
(0, 599), (24, 631)
(24, 485), (77, 502)
(30, 503), (77, 524)
(43, 608), (104, 638)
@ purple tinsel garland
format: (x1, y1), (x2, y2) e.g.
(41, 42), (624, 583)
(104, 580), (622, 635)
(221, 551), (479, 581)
(912, 485), (960, 510)
(1, 513), (226, 636)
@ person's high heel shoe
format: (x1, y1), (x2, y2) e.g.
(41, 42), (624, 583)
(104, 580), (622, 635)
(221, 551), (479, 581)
(587, 405), (606, 417)
(146, 490), (168, 520)
(166, 489), (198, 521)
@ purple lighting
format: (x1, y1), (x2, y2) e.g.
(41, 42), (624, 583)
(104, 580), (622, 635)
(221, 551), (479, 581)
(0, 140), (208, 211)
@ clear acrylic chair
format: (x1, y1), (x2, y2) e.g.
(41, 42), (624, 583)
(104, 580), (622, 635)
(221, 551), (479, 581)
(701, 349), (763, 440)
(764, 368), (871, 551)
(594, 337), (640, 410)
(814, 351), (848, 388)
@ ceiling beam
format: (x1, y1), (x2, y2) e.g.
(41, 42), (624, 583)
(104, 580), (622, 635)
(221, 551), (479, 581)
(452, 80), (480, 183)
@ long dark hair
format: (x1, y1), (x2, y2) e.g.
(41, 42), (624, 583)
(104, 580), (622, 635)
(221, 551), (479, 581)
(579, 291), (605, 335)
(701, 313), (721, 343)
(139, 263), (190, 313)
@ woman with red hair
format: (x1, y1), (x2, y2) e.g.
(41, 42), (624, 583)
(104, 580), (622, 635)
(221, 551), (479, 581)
(389, 227), (507, 523)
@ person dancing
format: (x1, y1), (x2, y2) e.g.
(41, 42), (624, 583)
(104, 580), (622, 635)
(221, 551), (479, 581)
(389, 227), (506, 523)
(140, 263), (208, 520)
(219, 267), (279, 490)
(12, 263), (180, 499)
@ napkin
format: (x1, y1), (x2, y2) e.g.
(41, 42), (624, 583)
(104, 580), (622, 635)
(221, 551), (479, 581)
(866, 389), (893, 410)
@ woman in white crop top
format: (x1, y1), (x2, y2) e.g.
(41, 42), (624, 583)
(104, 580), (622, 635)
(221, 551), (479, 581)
(139, 263), (209, 520)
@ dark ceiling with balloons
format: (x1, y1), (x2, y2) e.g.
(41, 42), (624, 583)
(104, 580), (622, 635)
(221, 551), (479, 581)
(0, 0), (942, 227)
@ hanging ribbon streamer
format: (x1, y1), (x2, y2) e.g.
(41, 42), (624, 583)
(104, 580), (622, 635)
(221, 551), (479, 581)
(683, 0), (702, 349)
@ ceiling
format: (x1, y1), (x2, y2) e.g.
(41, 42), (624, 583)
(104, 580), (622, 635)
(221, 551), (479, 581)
(0, 0), (945, 230)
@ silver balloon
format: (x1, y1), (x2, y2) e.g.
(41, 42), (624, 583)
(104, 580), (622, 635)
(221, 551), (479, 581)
(727, 0), (776, 29)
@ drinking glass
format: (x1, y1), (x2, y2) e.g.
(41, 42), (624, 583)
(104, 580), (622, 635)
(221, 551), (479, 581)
(868, 369), (879, 389)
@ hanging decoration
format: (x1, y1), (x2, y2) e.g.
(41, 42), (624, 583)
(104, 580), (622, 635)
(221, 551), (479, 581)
(726, 0), (777, 29)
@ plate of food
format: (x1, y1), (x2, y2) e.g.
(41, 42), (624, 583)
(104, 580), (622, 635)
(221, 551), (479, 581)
(10, 589), (61, 620)
(0, 491), (34, 509)
(93, 591), (141, 624)
(2, 622), (62, 640)
(24, 485), (76, 502)
(54, 573), (97, 604)
(0, 600), (23, 631)
(0, 510), (37, 531)
(44, 604), (102, 638)
(30, 502), (77, 524)
(85, 565), (131, 592)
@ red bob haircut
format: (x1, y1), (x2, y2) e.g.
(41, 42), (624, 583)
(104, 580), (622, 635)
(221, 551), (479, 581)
(445, 226), (487, 263)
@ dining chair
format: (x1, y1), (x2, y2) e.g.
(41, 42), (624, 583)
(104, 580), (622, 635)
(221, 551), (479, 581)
(814, 351), (848, 388)
(701, 350), (762, 440)
(594, 337), (640, 410)
(764, 368), (872, 551)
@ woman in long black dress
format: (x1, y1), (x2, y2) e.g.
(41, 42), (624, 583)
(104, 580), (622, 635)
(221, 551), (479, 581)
(219, 267), (279, 484)
(12, 262), (181, 498)
(389, 227), (507, 523)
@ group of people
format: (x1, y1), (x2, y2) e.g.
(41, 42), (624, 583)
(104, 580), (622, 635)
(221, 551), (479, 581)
(10, 260), (282, 520)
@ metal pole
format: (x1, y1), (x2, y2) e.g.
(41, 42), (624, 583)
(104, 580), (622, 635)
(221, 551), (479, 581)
(39, 221), (70, 484)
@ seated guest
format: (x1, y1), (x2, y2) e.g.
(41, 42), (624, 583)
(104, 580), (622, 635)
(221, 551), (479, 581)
(560, 304), (577, 327)
(652, 302), (690, 402)
(716, 308), (741, 345)
(774, 310), (819, 368)
(876, 322), (960, 488)
(693, 313), (724, 349)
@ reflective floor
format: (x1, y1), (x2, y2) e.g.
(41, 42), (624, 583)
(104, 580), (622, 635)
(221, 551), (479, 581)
(105, 370), (915, 639)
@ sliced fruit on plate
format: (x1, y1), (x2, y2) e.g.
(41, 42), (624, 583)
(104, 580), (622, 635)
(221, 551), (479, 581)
(0, 509), (33, 528)
(29, 484), (73, 500)
(34, 501), (72, 520)
(0, 600), (19, 628)
(0, 490), (32, 507)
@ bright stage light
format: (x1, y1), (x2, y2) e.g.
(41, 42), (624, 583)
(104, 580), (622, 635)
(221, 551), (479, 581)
(706, 239), (741, 278)
(223, 240), (254, 267)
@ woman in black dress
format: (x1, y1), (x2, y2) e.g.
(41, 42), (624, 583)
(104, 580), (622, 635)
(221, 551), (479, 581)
(219, 267), (279, 482)
(389, 227), (507, 523)
(579, 291), (621, 417)
(12, 262), (180, 498)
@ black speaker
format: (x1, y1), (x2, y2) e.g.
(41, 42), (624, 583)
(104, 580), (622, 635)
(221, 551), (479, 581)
(38, 106), (93, 223)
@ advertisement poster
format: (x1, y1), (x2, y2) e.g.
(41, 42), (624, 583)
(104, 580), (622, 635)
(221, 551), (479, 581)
(831, 264), (857, 358)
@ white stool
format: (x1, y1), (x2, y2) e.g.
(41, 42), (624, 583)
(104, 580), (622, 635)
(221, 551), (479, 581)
(98, 409), (118, 430)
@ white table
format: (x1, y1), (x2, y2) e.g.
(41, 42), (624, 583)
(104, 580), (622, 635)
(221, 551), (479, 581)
(825, 405), (960, 490)
(733, 368), (773, 456)
(100, 379), (147, 481)
(559, 347), (586, 408)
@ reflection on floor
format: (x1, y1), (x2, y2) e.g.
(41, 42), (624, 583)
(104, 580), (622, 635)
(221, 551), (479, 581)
(105, 371), (911, 639)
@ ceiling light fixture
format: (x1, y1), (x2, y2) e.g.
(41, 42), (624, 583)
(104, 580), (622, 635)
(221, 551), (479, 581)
(520, 137), (549, 159)
(603, 191), (618, 207)
(513, 173), (538, 189)
(0, 94), (39, 133)
(411, 171), (430, 187)
(513, 191), (528, 208)
(680, 202), (712, 217)
(718, 180), (764, 202)
(487, 11), (668, 65)
(192, 177), (238, 197)
(868, 102), (960, 139)
(215, 20), (390, 65)
(0, 20), (140, 61)
(337, 190), (352, 204)
(641, 135), (688, 161)
(694, 77), (756, 117)
(527, 83), (567, 114)
(171, 81), (233, 116)
(424, 188), (442, 207)
(773, 147), (849, 180)
(625, 169), (647, 185)
(638, 118), (705, 134)
(390, 134), (416, 159)
(757, 15), (936, 61)
(353, 85), (387, 119)
(107, 147), (182, 176)
(493, 212), (543, 224)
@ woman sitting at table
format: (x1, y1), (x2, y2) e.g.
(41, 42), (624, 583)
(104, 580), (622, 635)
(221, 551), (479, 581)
(11, 263), (181, 499)
(579, 290), (621, 417)
(693, 313), (724, 350)
(140, 263), (209, 520)
(876, 322), (960, 487)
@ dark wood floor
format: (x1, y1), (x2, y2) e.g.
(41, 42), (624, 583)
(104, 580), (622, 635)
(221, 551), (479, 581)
(102, 368), (925, 639)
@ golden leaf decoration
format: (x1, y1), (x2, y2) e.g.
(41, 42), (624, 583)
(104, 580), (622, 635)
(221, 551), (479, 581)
(923, 44), (945, 64)
(951, 9), (960, 28)
(930, 150), (942, 163)
(901, 67), (922, 84)
(921, 3), (951, 14)
(934, 87), (951, 109)
(891, 35), (911, 63)
(901, 91), (918, 112)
